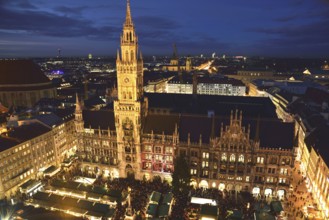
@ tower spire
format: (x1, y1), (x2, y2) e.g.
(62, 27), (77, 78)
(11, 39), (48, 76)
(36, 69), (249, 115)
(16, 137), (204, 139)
(125, 0), (133, 26)
(75, 93), (81, 112)
(117, 49), (120, 61)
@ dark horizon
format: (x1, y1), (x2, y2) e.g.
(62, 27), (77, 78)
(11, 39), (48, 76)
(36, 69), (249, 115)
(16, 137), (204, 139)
(1, 54), (329, 60)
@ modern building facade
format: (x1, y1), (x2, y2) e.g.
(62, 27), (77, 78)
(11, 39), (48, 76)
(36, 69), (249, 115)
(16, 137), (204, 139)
(0, 111), (76, 199)
(166, 75), (246, 96)
(196, 77), (246, 96)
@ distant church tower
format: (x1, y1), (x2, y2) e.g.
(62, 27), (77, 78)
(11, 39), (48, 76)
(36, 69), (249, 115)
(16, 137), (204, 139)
(186, 56), (192, 72)
(114, 0), (145, 179)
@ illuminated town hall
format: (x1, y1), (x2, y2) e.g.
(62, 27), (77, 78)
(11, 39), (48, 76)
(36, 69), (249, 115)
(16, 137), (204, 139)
(75, 0), (295, 198)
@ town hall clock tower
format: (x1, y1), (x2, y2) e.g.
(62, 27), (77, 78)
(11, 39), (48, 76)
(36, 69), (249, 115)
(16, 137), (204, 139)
(114, 0), (146, 179)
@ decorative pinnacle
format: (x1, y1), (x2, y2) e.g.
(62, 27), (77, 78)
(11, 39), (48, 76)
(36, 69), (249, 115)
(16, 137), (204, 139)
(75, 93), (81, 112)
(117, 49), (120, 61)
(125, 0), (133, 26)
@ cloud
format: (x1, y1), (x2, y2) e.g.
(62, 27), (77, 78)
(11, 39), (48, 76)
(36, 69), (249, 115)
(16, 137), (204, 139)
(137, 28), (230, 55)
(55, 6), (88, 15)
(246, 17), (329, 57)
(274, 15), (299, 22)
(1, 0), (37, 9)
(134, 16), (181, 30)
(0, 2), (121, 40)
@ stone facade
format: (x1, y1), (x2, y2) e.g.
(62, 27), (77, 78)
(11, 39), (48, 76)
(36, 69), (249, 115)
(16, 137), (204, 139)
(0, 117), (76, 199)
(75, 1), (295, 198)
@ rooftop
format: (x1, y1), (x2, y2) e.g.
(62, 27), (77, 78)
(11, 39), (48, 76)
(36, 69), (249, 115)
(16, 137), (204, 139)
(143, 113), (294, 148)
(82, 109), (115, 130)
(0, 60), (50, 85)
(145, 93), (278, 118)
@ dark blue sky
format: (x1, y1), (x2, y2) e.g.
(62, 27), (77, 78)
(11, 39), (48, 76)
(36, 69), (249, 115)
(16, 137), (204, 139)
(1, 0), (329, 58)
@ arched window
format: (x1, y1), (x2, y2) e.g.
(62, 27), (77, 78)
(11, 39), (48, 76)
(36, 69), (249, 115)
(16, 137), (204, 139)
(238, 155), (244, 163)
(131, 50), (134, 61)
(221, 153), (227, 161)
(125, 51), (129, 60)
(230, 154), (236, 162)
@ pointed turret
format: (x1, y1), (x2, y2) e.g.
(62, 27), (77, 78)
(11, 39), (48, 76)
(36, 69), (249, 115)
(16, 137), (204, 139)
(75, 93), (84, 133)
(139, 51), (143, 60)
(124, 0), (133, 27)
(117, 49), (121, 61)
(255, 115), (260, 142)
(75, 93), (82, 113)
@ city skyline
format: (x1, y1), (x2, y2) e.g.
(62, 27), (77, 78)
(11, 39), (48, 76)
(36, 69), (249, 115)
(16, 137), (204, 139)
(1, 1), (329, 219)
(1, 0), (329, 58)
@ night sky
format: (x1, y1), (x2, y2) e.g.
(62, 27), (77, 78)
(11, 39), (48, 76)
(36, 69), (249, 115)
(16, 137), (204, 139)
(1, 0), (329, 58)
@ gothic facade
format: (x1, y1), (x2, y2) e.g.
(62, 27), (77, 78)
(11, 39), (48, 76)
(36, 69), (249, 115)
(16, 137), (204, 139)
(75, 1), (295, 197)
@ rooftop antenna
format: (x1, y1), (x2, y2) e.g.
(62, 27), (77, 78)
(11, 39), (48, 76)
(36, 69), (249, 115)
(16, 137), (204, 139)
(57, 48), (61, 58)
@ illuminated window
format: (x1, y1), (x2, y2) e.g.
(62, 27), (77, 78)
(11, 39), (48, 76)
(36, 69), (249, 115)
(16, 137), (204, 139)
(221, 153), (227, 161)
(238, 155), (244, 162)
(202, 170), (209, 176)
(257, 157), (264, 164)
(279, 178), (286, 183)
(202, 152), (209, 159)
(213, 163), (217, 169)
(144, 145), (151, 152)
(165, 156), (173, 162)
(165, 147), (173, 154)
(230, 154), (236, 162)
(280, 168), (288, 175)
(155, 155), (162, 161)
(202, 161), (209, 168)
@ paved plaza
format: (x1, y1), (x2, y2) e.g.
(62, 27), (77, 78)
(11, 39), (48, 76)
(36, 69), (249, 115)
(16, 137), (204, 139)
(283, 161), (322, 220)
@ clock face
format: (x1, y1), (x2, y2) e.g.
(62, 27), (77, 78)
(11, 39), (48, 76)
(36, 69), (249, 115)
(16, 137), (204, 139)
(124, 78), (129, 83)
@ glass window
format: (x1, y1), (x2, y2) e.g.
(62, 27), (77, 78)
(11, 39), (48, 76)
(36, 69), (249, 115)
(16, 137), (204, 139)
(221, 153), (227, 161)
(238, 155), (244, 162)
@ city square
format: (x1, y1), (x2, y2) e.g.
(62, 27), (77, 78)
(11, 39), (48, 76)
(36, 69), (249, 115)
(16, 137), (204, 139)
(1, 0), (329, 220)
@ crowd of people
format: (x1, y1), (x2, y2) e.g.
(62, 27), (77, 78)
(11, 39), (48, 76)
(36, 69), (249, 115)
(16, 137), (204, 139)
(39, 167), (281, 220)
(283, 162), (321, 220)
(165, 184), (256, 220)
(106, 176), (171, 219)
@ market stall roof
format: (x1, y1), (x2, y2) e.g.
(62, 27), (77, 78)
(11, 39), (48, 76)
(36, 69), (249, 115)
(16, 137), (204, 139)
(150, 191), (161, 204)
